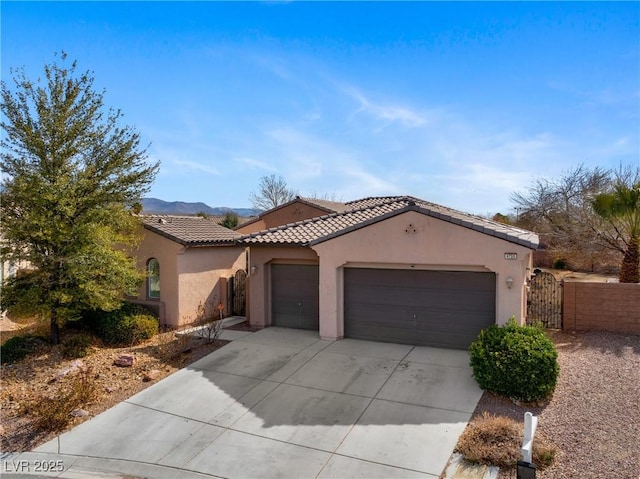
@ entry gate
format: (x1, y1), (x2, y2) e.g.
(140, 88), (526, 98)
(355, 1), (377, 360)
(527, 272), (562, 328)
(231, 269), (247, 316)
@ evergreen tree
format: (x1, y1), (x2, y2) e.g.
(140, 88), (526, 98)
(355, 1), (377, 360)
(1, 53), (159, 343)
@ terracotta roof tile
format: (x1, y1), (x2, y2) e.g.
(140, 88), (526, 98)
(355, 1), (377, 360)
(299, 197), (352, 213)
(141, 215), (241, 246)
(238, 196), (539, 249)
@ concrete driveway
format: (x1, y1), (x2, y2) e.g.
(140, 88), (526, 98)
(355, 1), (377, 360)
(6, 327), (484, 479)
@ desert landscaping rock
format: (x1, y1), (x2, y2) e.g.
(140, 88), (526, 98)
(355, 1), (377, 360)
(143, 369), (161, 382)
(55, 359), (85, 379)
(113, 354), (136, 367)
(1, 328), (228, 452)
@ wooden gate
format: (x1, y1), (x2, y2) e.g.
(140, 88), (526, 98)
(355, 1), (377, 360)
(231, 269), (247, 316)
(527, 272), (562, 328)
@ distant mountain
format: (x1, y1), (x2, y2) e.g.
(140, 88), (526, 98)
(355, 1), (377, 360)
(141, 198), (259, 217)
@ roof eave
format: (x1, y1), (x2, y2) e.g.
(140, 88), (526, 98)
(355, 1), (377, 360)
(309, 204), (539, 250)
(143, 223), (188, 246)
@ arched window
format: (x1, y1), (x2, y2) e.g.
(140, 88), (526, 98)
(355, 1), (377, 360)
(147, 258), (160, 299)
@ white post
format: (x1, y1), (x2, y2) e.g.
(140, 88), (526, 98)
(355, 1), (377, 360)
(521, 412), (538, 464)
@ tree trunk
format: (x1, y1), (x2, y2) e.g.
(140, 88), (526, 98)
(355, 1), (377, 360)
(50, 310), (61, 344)
(619, 238), (639, 283)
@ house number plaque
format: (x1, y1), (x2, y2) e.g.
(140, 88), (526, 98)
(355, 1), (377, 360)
(504, 253), (518, 260)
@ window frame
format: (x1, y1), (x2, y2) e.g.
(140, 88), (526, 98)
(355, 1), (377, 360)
(147, 258), (160, 300)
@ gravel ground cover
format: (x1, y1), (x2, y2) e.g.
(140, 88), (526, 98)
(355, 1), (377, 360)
(471, 330), (640, 479)
(0, 322), (228, 452)
(3, 319), (638, 479)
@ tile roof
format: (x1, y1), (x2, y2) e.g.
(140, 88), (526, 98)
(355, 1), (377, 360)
(141, 215), (241, 246)
(298, 197), (352, 213)
(235, 196), (350, 230)
(238, 196), (539, 249)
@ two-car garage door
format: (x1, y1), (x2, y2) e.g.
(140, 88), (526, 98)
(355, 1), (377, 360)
(344, 268), (496, 350)
(270, 265), (497, 350)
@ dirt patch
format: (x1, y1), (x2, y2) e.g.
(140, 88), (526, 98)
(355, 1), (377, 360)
(0, 316), (36, 332)
(1, 324), (229, 452)
(540, 268), (617, 283)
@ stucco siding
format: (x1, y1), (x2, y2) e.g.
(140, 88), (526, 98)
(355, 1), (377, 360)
(236, 203), (331, 234)
(135, 226), (246, 327)
(177, 246), (246, 325)
(312, 211), (533, 340)
(134, 226), (182, 325)
(236, 218), (267, 234)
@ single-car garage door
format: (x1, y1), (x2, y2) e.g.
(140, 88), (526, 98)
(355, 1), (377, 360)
(271, 264), (319, 330)
(344, 268), (496, 350)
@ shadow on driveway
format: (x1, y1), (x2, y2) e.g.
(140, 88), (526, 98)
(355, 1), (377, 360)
(24, 327), (484, 478)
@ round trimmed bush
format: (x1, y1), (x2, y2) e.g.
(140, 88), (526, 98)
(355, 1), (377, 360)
(128, 314), (158, 344)
(469, 318), (559, 403)
(89, 303), (158, 345)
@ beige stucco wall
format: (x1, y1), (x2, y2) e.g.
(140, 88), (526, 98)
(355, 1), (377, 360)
(236, 202), (331, 234)
(133, 227), (182, 325)
(245, 246), (319, 328)
(176, 246), (246, 325)
(134, 226), (246, 328)
(311, 211), (533, 340)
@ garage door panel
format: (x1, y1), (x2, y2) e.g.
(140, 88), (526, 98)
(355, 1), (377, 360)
(344, 268), (496, 350)
(271, 264), (319, 330)
(346, 323), (416, 344)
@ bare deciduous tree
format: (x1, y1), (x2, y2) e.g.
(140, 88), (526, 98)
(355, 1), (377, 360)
(510, 164), (614, 271)
(249, 174), (298, 211)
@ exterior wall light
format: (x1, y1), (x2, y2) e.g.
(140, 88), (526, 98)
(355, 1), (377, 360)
(506, 276), (514, 289)
(250, 265), (257, 276)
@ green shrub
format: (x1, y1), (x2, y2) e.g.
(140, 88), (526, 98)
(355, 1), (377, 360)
(552, 258), (567, 270)
(1, 335), (46, 364)
(63, 333), (93, 358)
(89, 303), (158, 345)
(129, 314), (158, 343)
(469, 318), (559, 403)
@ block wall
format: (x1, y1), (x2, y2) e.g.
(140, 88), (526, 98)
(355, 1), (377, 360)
(563, 282), (640, 334)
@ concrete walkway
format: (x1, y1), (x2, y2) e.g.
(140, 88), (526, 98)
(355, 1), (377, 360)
(2, 327), (488, 478)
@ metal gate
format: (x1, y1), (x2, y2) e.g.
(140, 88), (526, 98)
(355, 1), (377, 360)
(231, 269), (247, 316)
(527, 272), (562, 328)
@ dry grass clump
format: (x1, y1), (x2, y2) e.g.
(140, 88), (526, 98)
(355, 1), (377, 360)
(23, 366), (98, 433)
(456, 412), (556, 470)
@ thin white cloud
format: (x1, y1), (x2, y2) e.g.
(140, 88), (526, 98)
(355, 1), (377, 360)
(262, 125), (399, 197)
(337, 163), (399, 196)
(595, 137), (636, 157)
(546, 81), (637, 108)
(236, 157), (278, 172)
(266, 127), (327, 180)
(174, 160), (220, 175)
(340, 84), (430, 128)
(252, 54), (293, 81)
(472, 132), (557, 165)
(454, 164), (533, 193)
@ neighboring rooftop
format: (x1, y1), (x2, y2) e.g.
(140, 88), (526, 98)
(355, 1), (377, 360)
(234, 196), (352, 230)
(141, 215), (241, 246)
(238, 195), (539, 249)
(297, 196), (353, 213)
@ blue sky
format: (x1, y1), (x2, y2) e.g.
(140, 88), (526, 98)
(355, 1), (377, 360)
(2, 2), (639, 214)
